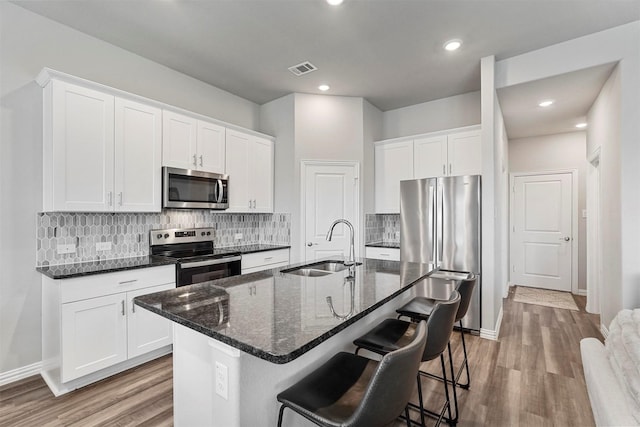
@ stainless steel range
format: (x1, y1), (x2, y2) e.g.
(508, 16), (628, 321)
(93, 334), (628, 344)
(150, 227), (241, 287)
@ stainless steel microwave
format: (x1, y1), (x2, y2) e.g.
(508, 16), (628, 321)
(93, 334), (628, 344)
(162, 167), (229, 210)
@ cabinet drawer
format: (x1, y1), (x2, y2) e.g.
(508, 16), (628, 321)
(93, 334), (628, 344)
(241, 249), (290, 271)
(60, 265), (175, 303)
(365, 247), (400, 261)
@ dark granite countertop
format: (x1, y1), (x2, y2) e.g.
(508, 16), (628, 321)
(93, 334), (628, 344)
(134, 257), (436, 364)
(36, 256), (176, 279)
(365, 242), (400, 249)
(36, 244), (290, 279)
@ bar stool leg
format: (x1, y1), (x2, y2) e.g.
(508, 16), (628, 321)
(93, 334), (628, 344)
(439, 353), (453, 425)
(447, 343), (459, 424)
(277, 405), (285, 427)
(458, 320), (471, 389)
(416, 376), (426, 427)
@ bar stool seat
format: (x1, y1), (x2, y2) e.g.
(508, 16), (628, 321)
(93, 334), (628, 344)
(276, 321), (427, 427)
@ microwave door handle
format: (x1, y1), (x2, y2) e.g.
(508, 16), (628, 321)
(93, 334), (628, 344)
(213, 180), (219, 203)
(217, 179), (223, 203)
(180, 256), (242, 269)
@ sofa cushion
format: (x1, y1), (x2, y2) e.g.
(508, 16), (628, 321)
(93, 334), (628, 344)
(606, 309), (640, 424)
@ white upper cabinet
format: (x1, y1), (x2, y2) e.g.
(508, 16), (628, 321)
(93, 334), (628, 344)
(414, 135), (447, 179)
(447, 130), (482, 176)
(114, 98), (162, 212)
(46, 80), (115, 212)
(225, 129), (274, 213)
(375, 126), (481, 213)
(374, 140), (414, 213)
(42, 78), (161, 212)
(162, 110), (226, 174)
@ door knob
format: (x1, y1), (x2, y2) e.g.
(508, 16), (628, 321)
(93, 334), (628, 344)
(307, 242), (318, 247)
(560, 236), (571, 241)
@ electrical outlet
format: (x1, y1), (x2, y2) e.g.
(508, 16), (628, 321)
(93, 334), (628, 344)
(234, 233), (243, 241)
(56, 244), (76, 255)
(395, 231), (400, 239)
(96, 242), (112, 251)
(215, 362), (228, 399)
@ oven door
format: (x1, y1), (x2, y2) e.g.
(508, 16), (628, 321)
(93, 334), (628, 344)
(176, 255), (241, 287)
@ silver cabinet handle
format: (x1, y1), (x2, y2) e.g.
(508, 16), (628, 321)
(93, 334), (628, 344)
(118, 279), (137, 285)
(121, 300), (125, 316)
(193, 154), (197, 167)
(442, 165), (445, 175)
(108, 191), (113, 206)
(199, 155), (203, 166)
(118, 192), (123, 206)
(253, 199), (256, 209)
(449, 163), (452, 174)
(131, 299), (135, 313)
(249, 199), (252, 209)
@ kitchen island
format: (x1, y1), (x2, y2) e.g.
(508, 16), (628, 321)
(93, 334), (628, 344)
(135, 257), (436, 427)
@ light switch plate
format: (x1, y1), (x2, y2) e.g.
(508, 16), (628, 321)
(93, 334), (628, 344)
(96, 241), (112, 251)
(234, 233), (243, 241)
(56, 244), (76, 255)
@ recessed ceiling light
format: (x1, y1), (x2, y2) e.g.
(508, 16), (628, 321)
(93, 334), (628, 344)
(538, 100), (554, 107)
(443, 39), (462, 51)
(326, 0), (343, 5)
(575, 123), (588, 128)
(318, 84), (330, 92)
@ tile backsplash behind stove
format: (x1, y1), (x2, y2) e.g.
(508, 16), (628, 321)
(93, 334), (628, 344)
(36, 210), (290, 266)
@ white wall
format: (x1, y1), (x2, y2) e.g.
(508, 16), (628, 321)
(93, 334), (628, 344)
(0, 2), (261, 375)
(496, 21), (640, 329)
(509, 132), (588, 291)
(587, 65), (622, 327)
(382, 91), (480, 139)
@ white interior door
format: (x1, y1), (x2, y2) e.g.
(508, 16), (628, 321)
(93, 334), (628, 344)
(303, 162), (359, 262)
(511, 172), (573, 291)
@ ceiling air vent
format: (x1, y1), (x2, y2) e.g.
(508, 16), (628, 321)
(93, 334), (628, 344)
(288, 61), (317, 76)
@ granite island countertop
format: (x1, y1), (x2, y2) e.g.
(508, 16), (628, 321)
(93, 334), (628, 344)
(134, 257), (436, 364)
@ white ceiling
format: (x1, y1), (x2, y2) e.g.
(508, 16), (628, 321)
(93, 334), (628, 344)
(12, 0), (640, 138)
(497, 63), (616, 139)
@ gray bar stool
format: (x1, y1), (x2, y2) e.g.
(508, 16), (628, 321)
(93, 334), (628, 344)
(353, 291), (461, 427)
(276, 320), (427, 427)
(397, 274), (477, 388)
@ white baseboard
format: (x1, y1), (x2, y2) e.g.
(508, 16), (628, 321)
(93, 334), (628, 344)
(0, 361), (42, 387)
(576, 289), (587, 296)
(480, 305), (503, 341)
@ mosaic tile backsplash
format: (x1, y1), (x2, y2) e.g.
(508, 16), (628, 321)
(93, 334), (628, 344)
(365, 214), (400, 245)
(36, 210), (290, 266)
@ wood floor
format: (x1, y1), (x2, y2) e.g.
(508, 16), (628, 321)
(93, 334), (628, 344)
(0, 288), (602, 427)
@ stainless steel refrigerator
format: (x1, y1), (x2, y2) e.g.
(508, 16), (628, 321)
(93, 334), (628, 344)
(400, 175), (481, 331)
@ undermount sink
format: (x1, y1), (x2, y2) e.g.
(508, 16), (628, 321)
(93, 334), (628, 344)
(281, 260), (362, 277)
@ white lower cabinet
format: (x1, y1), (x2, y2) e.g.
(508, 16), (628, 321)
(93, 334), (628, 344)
(241, 248), (290, 274)
(42, 265), (175, 395)
(365, 246), (400, 261)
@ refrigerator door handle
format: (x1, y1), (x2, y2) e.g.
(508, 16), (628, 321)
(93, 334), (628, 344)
(429, 184), (436, 264)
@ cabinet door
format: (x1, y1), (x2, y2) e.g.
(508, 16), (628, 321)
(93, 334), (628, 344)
(249, 137), (274, 212)
(127, 284), (175, 359)
(448, 130), (482, 176)
(162, 110), (197, 170)
(197, 120), (226, 173)
(114, 98), (162, 212)
(51, 80), (114, 212)
(61, 293), (127, 382)
(414, 135), (447, 178)
(225, 129), (251, 212)
(374, 141), (414, 213)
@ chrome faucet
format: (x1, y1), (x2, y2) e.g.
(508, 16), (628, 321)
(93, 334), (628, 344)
(326, 219), (356, 266)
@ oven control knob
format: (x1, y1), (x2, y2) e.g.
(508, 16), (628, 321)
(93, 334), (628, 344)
(201, 231), (205, 236)
(164, 233), (169, 238)
(207, 231), (211, 236)
(156, 233), (162, 239)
